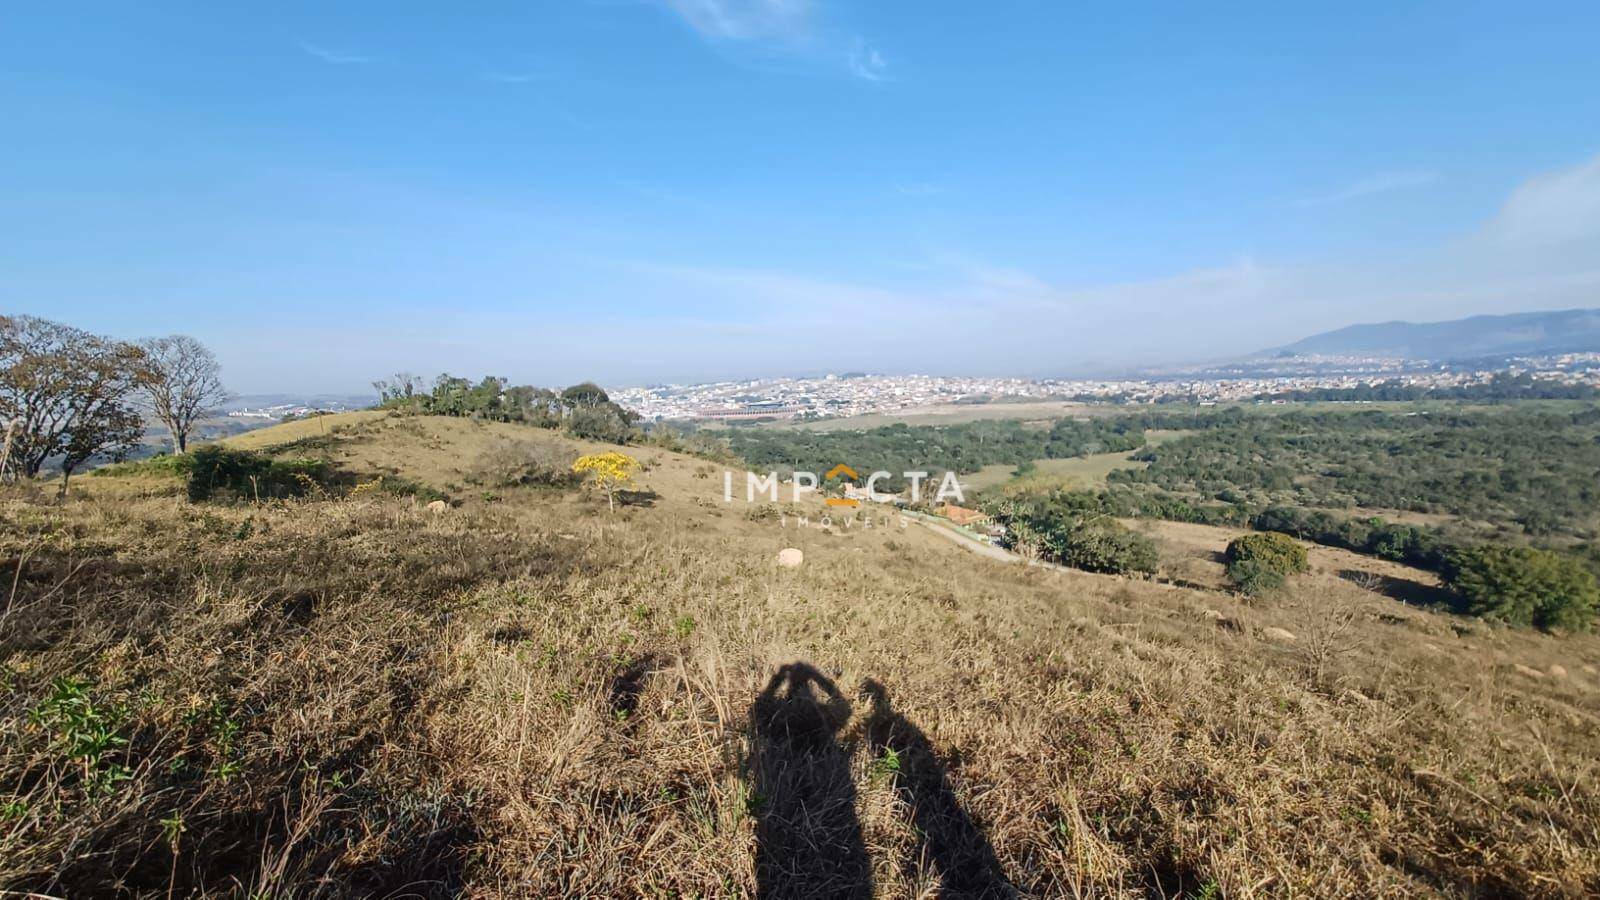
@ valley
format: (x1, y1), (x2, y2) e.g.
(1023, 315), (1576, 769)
(6, 411), (1600, 896)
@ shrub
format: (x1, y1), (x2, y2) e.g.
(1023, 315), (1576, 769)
(572, 451), (641, 512)
(1056, 520), (1159, 575)
(566, 404), (637, 444)
(91, 453), (194, 479)
(1225, 532), (1308, 596)
(468, 439), (577, 488)
(185, 446), (329, 502)
(998, 504), (1158, 576)
(349, 474), (447, 503)
(1442, 546), (1599, 631)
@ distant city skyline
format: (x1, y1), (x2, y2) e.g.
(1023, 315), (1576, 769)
(5, 2), (1600, 392)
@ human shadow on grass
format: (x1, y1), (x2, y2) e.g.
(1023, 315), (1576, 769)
(861, 680), (1013, 899)
(747, 665), (1012, 899)
(748, 663), (872, 899)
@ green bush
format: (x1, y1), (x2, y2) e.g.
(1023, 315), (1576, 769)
(186, 446), (330, 502)
(999, 507), (1158, 576)
(1056, 520), (1159, 575)
(91, 453), (194, 479)
(1225, 532), (1308, 596)
(565, 404), (637, 444)
(1442, 546), (1599, 631)
(1226, 557), (1286, 596)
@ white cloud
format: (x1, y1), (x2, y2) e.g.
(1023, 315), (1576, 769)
(1485, 152), (1600, 246)
(656, 0), (888, 82)
(661, 0), (812, 42)
(296, 40), (373, 65)
(1297, 170), (1439, 207)
(848, 40), (887, 81)
(619, 154), (1600, 373)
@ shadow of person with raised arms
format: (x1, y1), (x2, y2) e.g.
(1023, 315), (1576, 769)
(748, 663), (872, 899)
(862, 679), (1012, 899)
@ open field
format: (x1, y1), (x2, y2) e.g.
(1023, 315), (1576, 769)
(221, 409), (390, 450)
(961, 430), (1189, 494)
(6, 415), (1600, 897)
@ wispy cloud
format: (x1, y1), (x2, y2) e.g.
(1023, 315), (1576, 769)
(662, 0), (812, 42)
(848, 40), (888, 81)
(612, 151), (1600, 377)
(1297, 170), (1439, 207)
(656, 0), (888, 82)
(296, 40), (373, 65)
(1486, 152), (1600, 245)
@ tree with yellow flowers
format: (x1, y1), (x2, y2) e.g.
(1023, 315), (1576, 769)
(571, 451), (640, 512)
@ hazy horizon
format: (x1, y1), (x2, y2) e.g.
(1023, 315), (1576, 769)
(6, 2), (1600, 393)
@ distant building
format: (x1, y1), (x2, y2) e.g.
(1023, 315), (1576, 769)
(937, 504), (990, 527)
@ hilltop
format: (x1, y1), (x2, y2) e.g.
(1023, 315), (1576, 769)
(1270, 307), (1600, 361)
(4, 413), (1600, 897)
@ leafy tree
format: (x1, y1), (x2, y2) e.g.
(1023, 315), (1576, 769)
(430, 374), (473, 416)
(987, 491), (1158, 575)
(568, 403), (637, 444)
(560, 382), (611, 410)
(572, 451), (640, 512)
(1442, 546), (1599, 631)
(372, 372), (426, 407)
(1226, 557), (1287, 597)
(1224, 532), (1308, 596)
(503, 385), (563, 427)
(138, 335), (229, 452)
(0, 315), (149, 494)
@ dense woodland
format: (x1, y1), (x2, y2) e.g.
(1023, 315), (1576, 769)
(1110, 406), (1600, 541)
(724, 403), (1600, 628)
(724, 418), (1144, 490)
(1261, 371), (1599, 402)
(723, 405), (1600, 542)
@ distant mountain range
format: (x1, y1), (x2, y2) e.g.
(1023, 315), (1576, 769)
(1270, 308), (1600, 361)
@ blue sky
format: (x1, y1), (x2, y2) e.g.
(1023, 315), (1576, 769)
(4, 1), (1600, 392)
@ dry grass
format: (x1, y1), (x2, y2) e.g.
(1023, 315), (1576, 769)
(4, 416), (1600, 897)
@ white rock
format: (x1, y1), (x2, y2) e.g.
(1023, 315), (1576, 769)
(1262, 626), (1297, 643)
(1548, 664), (1568, 679)
(776, 548), (804, 568)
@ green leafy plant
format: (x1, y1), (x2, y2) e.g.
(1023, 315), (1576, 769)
(869, 747), (902, 780)
(1225, 532), (1308, 597)
(1443, 545), (1599, 631)
(185, 445), (330, 502)
(29, 677), (131, 796)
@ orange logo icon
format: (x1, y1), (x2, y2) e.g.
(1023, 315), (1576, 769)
(823, 463), (861, 507)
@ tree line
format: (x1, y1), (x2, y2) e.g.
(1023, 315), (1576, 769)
(371, 373), (641, 444)
(0, 315), (228, 494)
(723, 418), (1146, 492)
(1260, 371), (1598, 403)
(1107, 405), (1600, 540)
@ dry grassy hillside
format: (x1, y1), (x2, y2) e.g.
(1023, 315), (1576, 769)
(4, 414), (1600, 898)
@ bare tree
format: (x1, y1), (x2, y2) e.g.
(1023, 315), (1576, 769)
(0, 315), (150, 494)
(138, 335), (228, 453)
